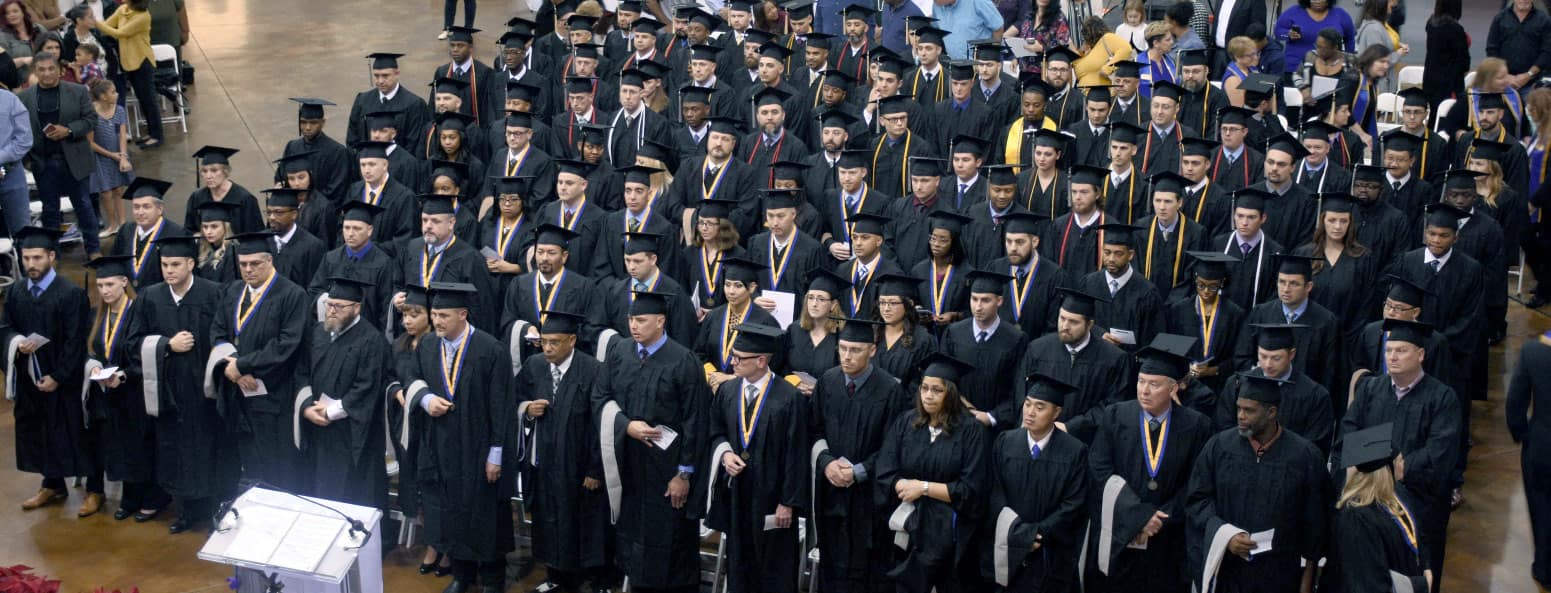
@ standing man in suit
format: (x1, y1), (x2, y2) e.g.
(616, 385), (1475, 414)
(1209, 0), (1265, 76)
(19, 52), (102, 257)
(1509, 330), (1551, 591)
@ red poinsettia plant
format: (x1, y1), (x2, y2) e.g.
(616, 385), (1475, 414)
(0, 565), (58, 593)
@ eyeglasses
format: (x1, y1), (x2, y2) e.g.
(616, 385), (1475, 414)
(728, 353), (764, 363)
(1383, 302), (1418, 314)
(805, 294), (833, 303)
(325, 302), (359, 311)
(1194, 282), (1223, 292)
(877, 299), (905, 308)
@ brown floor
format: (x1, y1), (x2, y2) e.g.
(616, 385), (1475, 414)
(0, 0), (1544, 591)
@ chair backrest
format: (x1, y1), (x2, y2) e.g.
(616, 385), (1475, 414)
(1435, 98), (1457, 134)
(1463, 71), (1476, 90)
(1376, 92), (1400, 122)
(1210, 80), (1223, 90)
(151, 44), (178, 64)
(1397, 66), (1424, 89)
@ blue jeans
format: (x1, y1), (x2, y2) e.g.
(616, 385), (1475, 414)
(34, 156), (100, 253)
(0, 161), (29, 234)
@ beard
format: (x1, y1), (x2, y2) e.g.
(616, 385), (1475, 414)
(1182, 79), (1206, 93)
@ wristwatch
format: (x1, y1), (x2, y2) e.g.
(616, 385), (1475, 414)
(677, 471), (692, 481)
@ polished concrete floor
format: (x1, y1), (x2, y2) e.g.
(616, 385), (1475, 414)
(0, 0), (1543, 591)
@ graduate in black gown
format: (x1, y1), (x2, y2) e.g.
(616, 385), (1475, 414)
(499, 225), (608, 357)
(705, 322), (810, 593)
(1015, 131), (1070, 220)
(867, 273), (936, 393)
(1335, 319), (1461, 593)
(1212, 189), (1282, 311)
(1138, 81), (1192, 178)
(1348, 163), (1414, 270)
(1449, 92), (1528, 194)
(517, 311), (614, 593)
(535, 159), (609, 276)
(1325, 424), (1434, 593)
(1065, 87), (1115, 169)
(1185, 373), (1328, 593)
(347, 141), (421, 255)
(1164, 252), (1247, 395)
(593, 166), (684, 283)
(935, 138), (988, 214)
(608, 68), (676, 170)
(810, 318), (913, 593)
(962, 165), (1031, 269)
(784, 269), (847, 389)
(1293, 121), (1352, 196)
(275, 98), (354, 204)
(1293, 192), (1383, 359)
(910, 211), (973, 330)
(274, 152), (342, 249)
(994, 212), (1067, 339)
(473, 175), (535, 308)
(874, 354), (990, 593)
(740, 87), (812, 187)
(983, 372), (1089, 593)
(747, 188), (826, 296)
(682, 199), (747, 310)
(207, 232), (311, 491)
(1102, 124), (1149, 225)
(296, 277), (390, 510)
(403, 283), (516, 593)
(109, 178), (189, 290)
(1214, 324), (1335, 455)
(602, 233), (699, 345)
(484, 111), (560, 213)
(1040, 165), (1111, 278)
(695, 258), (782, 383)
(1083, 337), (1214, 593)
(1175, 50), (1226, 140)
(593, 291), (714, 593)
(84, 256), (167, 520)
(1080, 223), (1166, 353)
(1180, 139), (1235, 238)
(1352, 276), (1453, 393)
(1138, 172), (1212, 301)
(184, 146), (266, 236)
(361, 111), (430, 194)
(134, 237), (238, 533)
(1256, 135), (1318, 250)
(888, 158), (958, 270)
(939, 270), (1029, 431)
(305, 202), (399, 335)
(394, 195), (498, 329)
(261, 188), (328, 289)
(834, 212), (903, 320)
(1439, 170), (1510, 352)
(1016, 287), (1133, 444)
(1206, 108), (1264, 194)
(927, 63), (1002, 166)
(1235, 254), (1344, 395)
(868, 95), (936, 200)
(347, 53), (432, 149)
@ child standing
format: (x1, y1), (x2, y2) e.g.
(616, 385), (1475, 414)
(1115, 0), (1147, 52)
(87, 78), (132, 236)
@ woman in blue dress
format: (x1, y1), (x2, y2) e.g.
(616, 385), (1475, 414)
(1138, 21), (1176, 100)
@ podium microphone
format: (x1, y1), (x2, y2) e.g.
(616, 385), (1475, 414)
(242, 479), (372, 548)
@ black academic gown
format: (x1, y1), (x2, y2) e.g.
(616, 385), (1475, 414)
(1379, 249), (1484, 404)
(1109, 95), (1150, 128)
(185, 185), (265, 236)
(694, 303), (780, 373)
(345, 179), (419, 253)
(819, 185), (893, 247)
(1351, 320), (1451, 386)
(1041, 211), (1109, 278)
(1353, 195), (1414, 270)
(869, 131), (936, 200)
(1207, 146), (1264, 194)
(984, 428), (1089, 593)
(748, 227), (823, 291)
(1046, 87), (1087, 130)
(1065, 121), (1112, 168)
(1103, 170), (1150, 224)
(991, 256), (1068, 340)
(1258, 182), (1317, 249)
(433, 59), (505, 126)
(91, 299), (155, 484)
(1235, 299), (1343, 393)
(873, 325), (937, 393)
(607, 108), (674, 169)
(1084, 401), (1213, 593)
(134, 278), (238, 502)
(306, 242), (399, 337)
(398, 236), (498, 328)
(519, 350), (611, 574)
(1017, 333), (1133, 444)
(601, 273), (699, 344)
(740, 129), (812, 189)
(1213, 231), (1282, 311)
(669, 156), (761, 239)
(705, 375), (810, 593)
(406, 327), (516, 562)
(1383, 175), (1436, 225)
(873, 410), (989, 593)
(383, 145), (429, 195)
(500, 269), (607, 352)
(1294, 245), (1382, 350)
(298, 194), (339, 249)
(810, 364), (913, 592)
(1081, 269), (1165, 352)
(346, 85), (432, 148)
(474, 213), (536, 308)
(109, 219), (190, 289)
(1453, 127), (1529, 193)
(4, 272), (92, 479)
(1506, 338), (1551, 589)
(486, 145), (559, 211)
(1293, 161), (1352, 197)
(1164, 295), (1247, 395)
(592, 208), (685, 283)
(937, 175), (989, 214)
(682, 245), (747, 311)
(885, 196), (955, 270)
(1182, 179), (1233, 238)
(273, 226), (327, 289)
(904, 67), (950, 108)
(298, 316), (390, 509)
(593, 334), (713, 590)
(1016, 168), (1069, 220)
(207, 275), (311, 491)
(940, 319), (1028, 431)
(1136, 216), (1211, 301)
(1212, 369), (1333, 455)
(928, 97), (1001, 158)
(1184, 427), (1328, 593)
(836, 255), (903, 320)
(1324, 492), (1431, 593)
(274, 132), (354, 204)
(534, 199), (608, 277)
(962, 202), (1032, 269)
(1138, 123), (1193, 177)
(1178, 86), (1227, 140)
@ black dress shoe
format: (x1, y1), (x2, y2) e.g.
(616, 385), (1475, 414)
(420, 552), (444, 575)
(132, 508), (162, 522)
(434, 564), (452, 578)
(168, 516), (196, 534)
(113, 507), (134, 520)
(1529, 295), (1550, 308)
(440, 581), (471, 593)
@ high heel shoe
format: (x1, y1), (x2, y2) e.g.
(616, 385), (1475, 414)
(419, 551), (444, 575)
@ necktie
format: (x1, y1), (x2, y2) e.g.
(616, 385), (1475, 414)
(29, 285), (40, 299)
(1016, 268), (1028, 284)
(1287, 311), (1298, 323)
(625, 115), (636, 129)
(846, 195), (859, 213)
(845, 379), (856, 397)
(540, 281), (554, 304)
(977, 330), (988, 344)
(1240, 242), (1252, 255)
(958, 183), (968, 202)
(1429, 259), (1441, 274)
(1148, 418), (1162, 441)
(563, 209), (575, 227)
(1030, 443), (1041, 460)
(551, 364), (563, 395)
(774, 243), (787, 264)
(379, 94), (387, 105)
(443, 342), (456, 374)
(744, 383), (759, 406)
(1068, 347), (1077, 363)
(1110, 279), (1120, 296)
(1393, 181), (1402, 191)
(628, 217), (642, 233)
(983, 87), (993, 100)
(240, 288), (253, 311)
(854, 264), (868, 284)
(638, 346), (649, 361)
(634, 280), (648, 292)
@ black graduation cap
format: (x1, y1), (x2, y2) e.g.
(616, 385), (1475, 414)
(804, 32), (836, 51)
(698, 198), (739, 220)
(914, 26), (948, 47)
(193, 145), (239, 167)
(1002, 212), (1048, 235)
(623, 67), (661, 89)
(1299, 119), (1341, 143)
(1383, 318), (1434, 346)
(327, 276), (372, 303)
(1177, 48), (1209, 68)
(1031, 129), (1068, 149)
(1043, 46), (1080, 65)
(731, 321), (784, 354)
(1187, 250), (1238, 280)
(1108, 122), (1144, 146)
(499, 30), (532, 48)
(231, 231), (278, 256)
(966, 269), (1012, 296)
(152, 235), (199, 259)
(1264, 133), (1308, 159)
(401, 283), (430, 308)
(338, 201), (383, 225)
(505, 81), (542, 104)
(627, 290), (672, 316)
(1398, 87), (1428, 108)
(919, 352), (975, 384)
(1081, 85), (1113, 103)
(1241, 73), (1279, 99)
(1056, 286), (1109, 317)
(1098, 223), (1141, 247)
(1380, 129), (1421, 155)
(971, 41), (1007, 62)
(262, 187), (304, 209)
(1235, 372), (1285, 404)
(85, 254), (134, 279)
(909, 156), (948, 178)
(445, 25), (480, 44)
(1218, 106), (1254, 128)
(678, 84), (716, 106)
(618, 165), (660, 186)
(1019, 75), (1052, 97)
(688, 43), (722, 62)
(564, 76), (598, 95)
(948, 60), (976, 80)
(1252, 322), (1303, 351)
(364, 110), (400, 131)
(419, 194), (460, 216)
(429, 159), (470, 184)
(125, 176), (173, 200)
(781, 0), (814, 19)
(436, 109), (478, 132)
(725, 0), (753, 12)
(488, 175), (534, 198)
(707, 116), (745, 137)
(1341, 422), (1397, 473)
(196, 200), (243, 223)
(366, 52), (405, 69)
(1318, 192), (1357, 213)
(1150, 171), (1190, 195)
(1025, 372), (1075, 407)
(274, 151), (315, 175)
(1110, 60), (1144, 79)
(1473, 91), (1508, 111)
(535, 223), (579, 248)
(576, 123), (609, 145)
(428, 281), (479, 310)
(754, 85), (792, 107)
(846, 212), (890, 236)
(1274, 252), (1318, 279)
(637, 139), (676, 164)
(835, 317), (880, 343)
(1136, 333), (1195, 379)
(760, 188), (804, 210)
(554, 158), (593, 179)
(623, 231), (663, 254)
(1151, 80), (1185, 102)
(874, 94), (913, 116)
(1069, 164), (1109, 187)
(743, 29), (775, 46)
(633, 17), (666, 34)
(1232, 188), (1272, 212)
(905, 15), (938, 31)
(758, 42), (793, 61)
(984, 164), (1019, 187)
(567, 12), (599, 30)
(538, 310), (588, 335)
(768, 160), (809, 183)
(1470, 138), (1512, 161)
(803, 268), (849, 299)
(836, 148), (872, 169)
(722, 256), (767, 284)
(1180, 137), (1219, 158)
(1424, 202), (1470, 229)
(572, 43), (604, 60)
(431, 76), (471, 96)
(1384, 273), (1429, 307)
(1353, 164), (1388, 182)
(817, 107), (859, 128)
(687, 9), (722, 30)
(290, 97), (335, 120)
(1440, 168), (1484, 190)
(354, 140), (393, 161)
(838, 3), (878, 20)
(927, 210), (973, 234)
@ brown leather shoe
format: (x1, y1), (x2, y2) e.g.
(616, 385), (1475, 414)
(77, 492), (103, 517)
(21, 488), (64, 510)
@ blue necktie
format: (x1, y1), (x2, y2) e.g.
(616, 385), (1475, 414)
(1030, 443), (1041, 460)
(29, 285), (40, 299)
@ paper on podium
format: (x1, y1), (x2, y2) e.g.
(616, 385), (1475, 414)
(766, 290), (796, 329)
(223, 504), (300, 566)
(268, 516), (346, 573)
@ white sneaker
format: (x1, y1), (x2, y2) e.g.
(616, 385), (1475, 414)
(437, 30), (449, 40)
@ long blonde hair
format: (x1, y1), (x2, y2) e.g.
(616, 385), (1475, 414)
(1527, 88), (1551, 147)
(200, 222), (234, 268)
(637, 155), (674, 193)
(88, 281), (137, 358)
(1474, 58), (1508, 92)
(1336, 464), (1404, 516)
(1470, 158), (1505, 207)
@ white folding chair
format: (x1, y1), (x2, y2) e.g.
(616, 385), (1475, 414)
(1376, 92), (1400, 123)
(138, 44), (187, 134)
(1397, 66), (1424, 90)
(0, 237), (15, 287)
(1435, 99), (1457, 134)
(1463, 71), (1476, 90)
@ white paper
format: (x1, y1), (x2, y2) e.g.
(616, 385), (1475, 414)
(24, 333), (48, 349)
(1249, 529), (1275, 556)
(766, 290), (796, 329)
(267, 515), (346, 573)
(319, 393), (339, 408)
(480, 246), (503, 260)
(222, 504), (300, 566)
(794, 371), (817, 389)
(691, 282), (701, 310)
(763, 514), (783, 531)
(1110, 329), (1137, 345)
(90, 366), (119, 382)
(652, 424), (679, 450)
(242, 379), (269, 397)
(1311, 75), (1339, 100)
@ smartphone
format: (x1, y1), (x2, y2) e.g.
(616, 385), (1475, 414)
(1290, 25), (1301, 35)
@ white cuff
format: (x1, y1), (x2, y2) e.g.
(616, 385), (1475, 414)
(487, 447), (503, 466)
